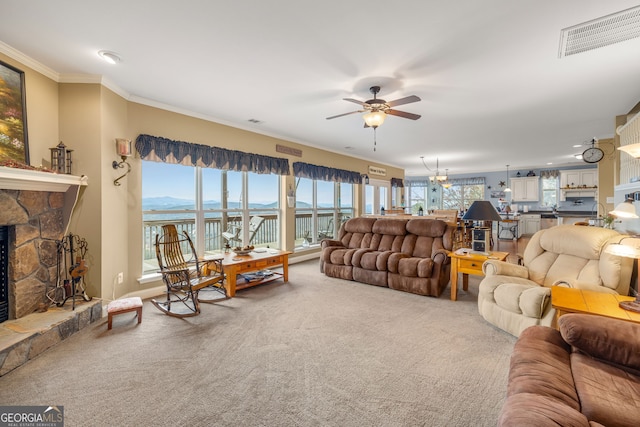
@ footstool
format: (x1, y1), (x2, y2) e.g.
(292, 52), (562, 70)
(107, 297), (143, 329)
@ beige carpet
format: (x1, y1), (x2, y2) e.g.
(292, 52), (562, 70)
(0, 260), (516, 427)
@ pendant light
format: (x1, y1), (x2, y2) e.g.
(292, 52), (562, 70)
(442, 169), (452, 189)
(504, 165), (512, 192)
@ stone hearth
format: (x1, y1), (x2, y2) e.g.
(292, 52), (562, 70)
(0, 168), (98, 376)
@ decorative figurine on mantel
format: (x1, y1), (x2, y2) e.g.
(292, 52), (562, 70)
(50, 141), (73, 174)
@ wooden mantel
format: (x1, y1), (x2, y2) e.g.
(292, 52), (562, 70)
(0, 167), (88, 192)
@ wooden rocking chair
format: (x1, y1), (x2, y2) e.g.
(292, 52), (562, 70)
(151, 224), (226, 318)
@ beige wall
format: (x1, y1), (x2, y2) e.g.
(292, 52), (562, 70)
(58, 83), (103, 297)
(597, 137), (615, 215)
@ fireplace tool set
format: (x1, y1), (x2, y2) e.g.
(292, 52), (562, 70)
(46, 233), (92, 309)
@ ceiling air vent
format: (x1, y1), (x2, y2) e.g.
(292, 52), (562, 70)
(559, 5), (640, 58)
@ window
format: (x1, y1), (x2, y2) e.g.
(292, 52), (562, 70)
(142, 161), (280, 274)
(294, 178), (353, 248)
(541, 177), (558, 207)
(363, 179), (390, 215)
(442, 180), (484, 210)
(407, 178), (483, 213)
(442, 184), (484, 210)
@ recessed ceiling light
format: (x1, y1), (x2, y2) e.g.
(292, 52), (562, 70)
(98, 50), (121, 64)
(572, 144), (583, 148)
(546, 162), (553, 165)
(574, 153), (583, 160)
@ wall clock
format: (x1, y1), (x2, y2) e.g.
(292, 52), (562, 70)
(582, 146), (604, 163)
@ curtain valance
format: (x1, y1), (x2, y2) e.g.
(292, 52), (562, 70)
(539, 170), (560, 178)
(448, 177), (485, 186)
(405, 179), (431, 187)
(293, 162), (362, 184)
(406, 177), (485, 187)
(135, 134), (290, 175)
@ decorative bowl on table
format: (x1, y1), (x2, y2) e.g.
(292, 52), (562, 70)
(232, 246), (254, 256)
(233, 249), (252, 256)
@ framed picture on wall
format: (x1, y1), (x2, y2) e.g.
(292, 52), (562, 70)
(490, 190), (505, 198)
(0, 60), (29, 164)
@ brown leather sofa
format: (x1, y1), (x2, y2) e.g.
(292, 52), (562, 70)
(499, 313), (640, 427)
(320, 217), (455, 297)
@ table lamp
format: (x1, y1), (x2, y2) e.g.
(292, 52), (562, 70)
(462, 201), (502, 254)
(605, 236), (640, 313)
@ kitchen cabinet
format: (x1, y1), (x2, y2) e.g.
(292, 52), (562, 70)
(510, 177), (539, 202)
(560, 169), (598, 201)
(520, 214), (541, 235)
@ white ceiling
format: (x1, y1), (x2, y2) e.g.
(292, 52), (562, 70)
(2, 1), (640, 176)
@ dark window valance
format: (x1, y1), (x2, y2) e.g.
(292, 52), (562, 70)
(293, 162), (362, 184)
(135, 134), (290, 175)
(391, 178), (404, 188)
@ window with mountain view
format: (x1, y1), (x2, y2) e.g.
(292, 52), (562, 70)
(142, 161), (280, 274)
(294, 178), (353, 248)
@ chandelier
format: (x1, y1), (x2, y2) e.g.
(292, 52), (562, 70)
(421, 156), (447, 183)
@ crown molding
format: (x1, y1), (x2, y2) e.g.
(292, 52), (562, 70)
(0, 41), (59, 81)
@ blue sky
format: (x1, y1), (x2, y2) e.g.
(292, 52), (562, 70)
(142, 161), (344, 205)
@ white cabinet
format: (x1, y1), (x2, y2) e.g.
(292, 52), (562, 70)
(510, 177), (539, 202)
(520, 214), (541, 235)
(560, 169), (598, 201)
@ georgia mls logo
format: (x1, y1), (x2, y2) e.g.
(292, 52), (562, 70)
(0, 405), (64, 426)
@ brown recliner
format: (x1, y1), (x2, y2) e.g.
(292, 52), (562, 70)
(321, 217), (454, 297)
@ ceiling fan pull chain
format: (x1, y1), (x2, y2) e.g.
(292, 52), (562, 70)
(373, 127), (377, 151)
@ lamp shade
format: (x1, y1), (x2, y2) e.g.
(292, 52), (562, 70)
(363, 111), (386, 128)
(462, 201), (502, 221)
(618, 143), (640, 158)
(609, 200), (639, 218)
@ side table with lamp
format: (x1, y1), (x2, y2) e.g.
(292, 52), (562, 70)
(449, 201), (508, 301)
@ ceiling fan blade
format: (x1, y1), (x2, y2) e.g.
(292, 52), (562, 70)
(386, 95), (421, 107)
(326, 110), (362, 120)
(343, 98), (368, 106)
(386, 109), (421, 120)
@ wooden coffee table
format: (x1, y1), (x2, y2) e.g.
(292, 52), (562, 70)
(551, 286), (640, 328)
(449, 250), (509, 301)
(217, 249), (292, 297)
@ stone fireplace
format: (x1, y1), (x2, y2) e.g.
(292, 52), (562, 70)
(0, 168), (87, 322)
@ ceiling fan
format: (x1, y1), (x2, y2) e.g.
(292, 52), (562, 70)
(326, 86), (421, 128)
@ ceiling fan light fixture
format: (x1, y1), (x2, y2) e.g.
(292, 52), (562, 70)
(363, 111), (386, 128)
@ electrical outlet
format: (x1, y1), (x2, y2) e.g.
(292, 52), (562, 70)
(117, 272), (124, 284)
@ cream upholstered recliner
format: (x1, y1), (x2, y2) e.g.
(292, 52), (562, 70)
(478, 225), (633, 337)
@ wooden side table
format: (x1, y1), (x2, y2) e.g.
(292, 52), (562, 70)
(551, 286), (640, 327)
(449, 250), (509, 301)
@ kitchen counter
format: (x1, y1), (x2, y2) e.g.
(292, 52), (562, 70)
(520, 210), (596, 218)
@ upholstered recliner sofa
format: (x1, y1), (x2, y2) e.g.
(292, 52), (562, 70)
(478, 225), (633, 337)
(499, 313), (640, 427)
(320, 217), (455, 297)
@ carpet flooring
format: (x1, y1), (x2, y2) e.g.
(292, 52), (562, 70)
(0, 259), (516, 426)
